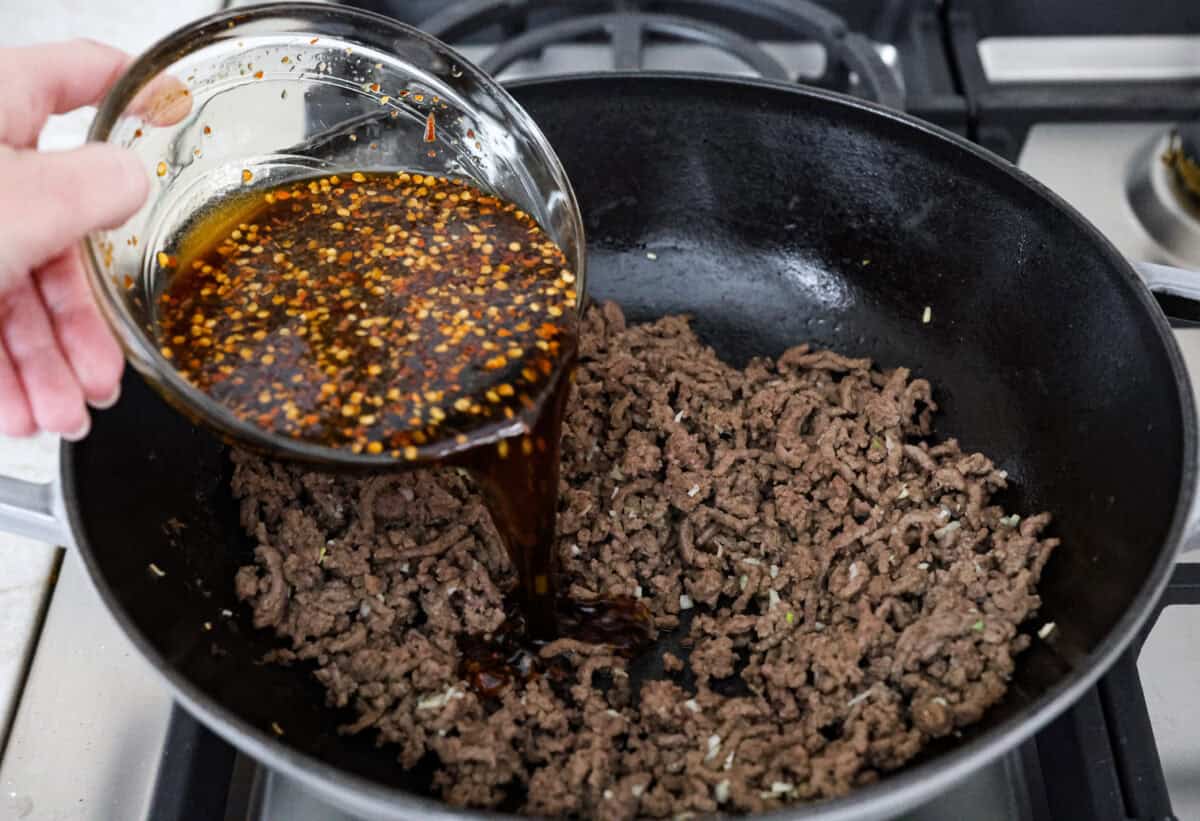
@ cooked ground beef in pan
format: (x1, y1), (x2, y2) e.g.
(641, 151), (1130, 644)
(233, 302), (1057, 818)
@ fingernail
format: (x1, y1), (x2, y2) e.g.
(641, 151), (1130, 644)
(62, 416), (91, 442)
(90, 383), (121, 410)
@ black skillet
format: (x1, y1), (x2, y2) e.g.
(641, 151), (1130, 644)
(1, 73), (1198, 820)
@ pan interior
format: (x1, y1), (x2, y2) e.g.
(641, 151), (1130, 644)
(68, 76), (1186, 806)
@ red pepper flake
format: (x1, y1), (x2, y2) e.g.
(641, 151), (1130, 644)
(133, 128), (143, 139)
(309, 37), (319, 44)
(423, 112), (436, 143)
(253, 70), (264, 80)
(156, 171), (578, 457)
(203, 124), (212, 135)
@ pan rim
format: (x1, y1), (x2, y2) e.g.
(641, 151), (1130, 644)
(62, 71), (1197, 821)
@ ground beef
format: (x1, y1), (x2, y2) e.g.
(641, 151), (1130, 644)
(233, 302), (1058, 818)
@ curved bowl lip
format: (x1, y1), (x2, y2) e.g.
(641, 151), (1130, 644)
(63, 70), (1197, 821)
(81, 0), (587, 472)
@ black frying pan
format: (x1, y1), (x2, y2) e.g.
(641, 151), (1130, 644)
(0, 74), (1195, 820)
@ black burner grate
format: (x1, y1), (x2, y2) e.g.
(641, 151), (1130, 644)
(343, 0), (967, 131)
(363, 0), (905, 108)
(943, 0), (1200, 160)
(461, 11), (795, 80)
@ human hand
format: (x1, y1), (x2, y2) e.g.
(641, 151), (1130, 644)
(0, 40), (184, 440)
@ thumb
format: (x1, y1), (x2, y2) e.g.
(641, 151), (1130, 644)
(0, 143), (148, 287)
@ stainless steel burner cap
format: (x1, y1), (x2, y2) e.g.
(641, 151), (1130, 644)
(1126, 129), (1200, 268)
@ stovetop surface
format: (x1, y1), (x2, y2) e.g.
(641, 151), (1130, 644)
(4, 1), (1200, 819)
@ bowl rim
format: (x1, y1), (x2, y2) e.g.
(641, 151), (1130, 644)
(82, 0), (587, 470)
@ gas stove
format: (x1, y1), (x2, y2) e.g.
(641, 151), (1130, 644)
(3, 2), (1200, 820)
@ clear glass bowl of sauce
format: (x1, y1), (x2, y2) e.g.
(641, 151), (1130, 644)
(82, 1), (585, 469)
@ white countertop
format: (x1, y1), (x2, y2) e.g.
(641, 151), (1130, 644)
(0, 435), (57, 744)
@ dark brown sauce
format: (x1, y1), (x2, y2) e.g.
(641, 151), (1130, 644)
(157, 171), (574, 458)
(453, 340), (653, 689)
(157, 170), (651, 695)
(453, 343), (574, 638)
(459, 593), (654, 699)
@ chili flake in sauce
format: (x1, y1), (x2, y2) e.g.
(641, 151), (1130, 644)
(156, 171), (578, 457)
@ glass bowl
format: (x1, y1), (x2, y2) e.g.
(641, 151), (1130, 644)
(82, 1), (585, 469)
